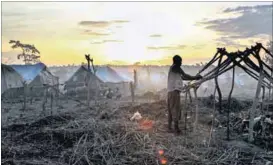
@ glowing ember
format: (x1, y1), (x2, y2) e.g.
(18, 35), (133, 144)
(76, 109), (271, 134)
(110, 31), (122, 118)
(161, 158), (167, 164)
(158, 149), (164, 155)
(139, 119), (154, 130)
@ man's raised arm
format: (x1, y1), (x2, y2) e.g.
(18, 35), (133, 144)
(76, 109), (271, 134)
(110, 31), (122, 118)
(172, 65), (202, 80)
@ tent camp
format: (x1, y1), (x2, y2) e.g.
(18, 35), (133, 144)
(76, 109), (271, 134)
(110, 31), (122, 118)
(64, 65), (103, 98)
(1, 64), (23, 95)
(10, 63), (58, 96)
(65, 65), (102, 89)
(94, 66), (131, 96)
(65, 65), (130, 97)
(10, 63), (58, 87)
(49, 66), (79, 84)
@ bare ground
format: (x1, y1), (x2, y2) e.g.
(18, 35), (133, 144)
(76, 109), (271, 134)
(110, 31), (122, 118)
(1, 97), (273, 165)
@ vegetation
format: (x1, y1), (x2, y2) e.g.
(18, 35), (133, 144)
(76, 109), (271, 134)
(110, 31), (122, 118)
(9, 40), (41, 65)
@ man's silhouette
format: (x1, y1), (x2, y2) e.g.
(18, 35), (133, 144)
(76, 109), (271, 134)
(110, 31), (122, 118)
(167, 55), (202, 134)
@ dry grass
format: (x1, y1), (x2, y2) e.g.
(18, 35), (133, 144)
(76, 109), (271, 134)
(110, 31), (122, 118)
(1, 99), (273, 165)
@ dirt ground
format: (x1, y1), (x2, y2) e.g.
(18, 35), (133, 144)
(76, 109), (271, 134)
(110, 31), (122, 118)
(1, 96), (273, 165)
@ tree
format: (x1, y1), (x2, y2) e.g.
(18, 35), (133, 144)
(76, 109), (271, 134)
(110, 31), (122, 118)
(9, 40), (40, 64)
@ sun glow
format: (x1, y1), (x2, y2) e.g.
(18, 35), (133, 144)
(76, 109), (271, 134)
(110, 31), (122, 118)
(2, 2), (271, 65)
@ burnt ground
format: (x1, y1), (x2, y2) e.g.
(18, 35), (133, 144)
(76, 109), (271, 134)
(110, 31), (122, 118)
(1, 97), (273, 165)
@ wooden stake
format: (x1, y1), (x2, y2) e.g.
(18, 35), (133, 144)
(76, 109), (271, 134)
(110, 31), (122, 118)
(227, 67), (235, 140)
(215, 55), (223, 114)
(42, 86), (47, 114)
(269, 70), (273, 100)
(87, 74), (91, 109)
(56, 77), (59, 107)
(209, 87), (217, 147)
(193, 87), (199, 133)
(30, 87), (33, 105)
(23, 82), (27, 110)
(261, 86), (265, 113)
(130, 82), (135, 104)
(249, 72), (264, 142)
(50, 90), (53, 115)
(184, 90), (189, 135)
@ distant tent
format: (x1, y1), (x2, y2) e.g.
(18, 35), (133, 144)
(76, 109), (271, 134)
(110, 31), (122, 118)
(111, 67), (134, 82)
(65, 65), (131, 97)
(1, 64), (23, 94)
(93, 66), (129, 83)
(10, 63), (58, 87)
(49, 66), (79, 84)
(65, 65), (103, 90)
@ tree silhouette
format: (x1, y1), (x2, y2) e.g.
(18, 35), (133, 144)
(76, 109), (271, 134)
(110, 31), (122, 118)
(9, 40), (41, 64)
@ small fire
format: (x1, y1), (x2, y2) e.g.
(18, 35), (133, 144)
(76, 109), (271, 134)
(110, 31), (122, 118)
(158, 149), (164, 155)
(160, 158), (167, 165)
(139, 119), (154, 130)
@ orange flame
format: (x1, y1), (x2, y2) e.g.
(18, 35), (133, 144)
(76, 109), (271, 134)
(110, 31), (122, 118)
(158, 149), (164, 155)
(161, 158), (167, 165)
(139, 119), (154, 130)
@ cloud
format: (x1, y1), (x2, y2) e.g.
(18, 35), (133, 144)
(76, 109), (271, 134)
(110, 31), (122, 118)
(149, 34), (162, 38)
(79, 21), (110, 27)
(215, 37), (248, 48)
(91, 40), (123, 44)
(78, 20), (130, 27)
(83, 30), (111, 36)
(223, 5), (271, 13)
(192, 44), (206, 49)
(147, 45), (186, 50)
(197, 4), (273, 39)
(112, 20), (130, 23)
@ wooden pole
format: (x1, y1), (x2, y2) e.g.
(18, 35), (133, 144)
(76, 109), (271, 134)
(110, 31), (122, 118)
(50, 89), (53, 115)
(30, 87), (33, 105)
(215, 55), (223, 114)
(261, 86), (265, 113)
(188, 90), (193, 103)
(184, 90), (189, 134)
(134, 69), (137, 89)
(23, 82), (27, 110)
(209, 87), (217, 147)
(249, 72), (264, 142)
(227, 67), (235, 140)
(42, 86), (47, 114)
(56, 77), (59, 107)
(249, 50), (264, 142)
(130, 82), (135, 104)
(269, 71), (273, 100)
(87, 74), (90, 108)
(193, 87), (199, 133)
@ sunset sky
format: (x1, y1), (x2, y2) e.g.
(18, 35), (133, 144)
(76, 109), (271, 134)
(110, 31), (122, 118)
(2, 2), (272, 66)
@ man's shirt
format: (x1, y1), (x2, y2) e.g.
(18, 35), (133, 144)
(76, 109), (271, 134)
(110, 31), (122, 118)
(167, 64), (198, 92)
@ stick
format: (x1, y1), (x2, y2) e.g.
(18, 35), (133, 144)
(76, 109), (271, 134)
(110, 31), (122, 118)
(184, 90), (188, 134)
(23, 82), (27, 110)
(208, 87), (217, 147)
(215, 55), (223, 114)
(87, 74), (91, 108)
(193, 87), (199, 133)
(227, 67), (235, 140)
(42, 86), (47, 114)
(261, 86), (265, 113)
(50, 91), (53, 115)
(249, 53), (264, 142)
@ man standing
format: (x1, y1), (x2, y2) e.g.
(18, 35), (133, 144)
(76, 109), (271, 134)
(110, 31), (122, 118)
(167, 55), (202, 134)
